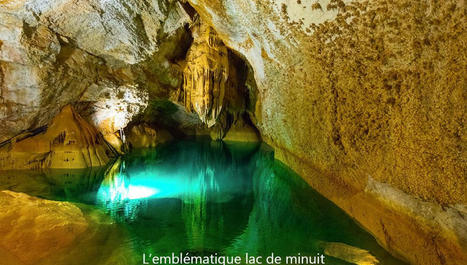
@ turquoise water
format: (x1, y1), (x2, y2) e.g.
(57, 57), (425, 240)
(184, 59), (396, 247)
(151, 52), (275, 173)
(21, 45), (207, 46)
(0, 139), (406, 265)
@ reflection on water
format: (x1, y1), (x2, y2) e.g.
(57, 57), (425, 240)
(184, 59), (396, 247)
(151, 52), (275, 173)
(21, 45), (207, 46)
(95, 140), (256, 256)
(0, 139), (406, 265)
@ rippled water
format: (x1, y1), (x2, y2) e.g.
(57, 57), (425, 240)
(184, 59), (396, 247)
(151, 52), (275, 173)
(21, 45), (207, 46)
(0, 139), (407, 265)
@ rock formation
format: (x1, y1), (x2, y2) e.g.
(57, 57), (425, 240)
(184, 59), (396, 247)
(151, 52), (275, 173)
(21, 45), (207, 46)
(77, 82), (149, 153)
(0, 189), (137, 265)
(187, 0), (466, 264)
(0, 0), (465, 264)
(0, 0), (191, 142)
(223, 117), (260, 143)
(183, 19), (229, 127)
(0, 190), (88, 265)
(126, 123), (173, 149)
(0, 105), (114, 169)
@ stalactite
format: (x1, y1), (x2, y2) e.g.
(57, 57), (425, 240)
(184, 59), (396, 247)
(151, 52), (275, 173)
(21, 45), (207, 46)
(119, 128), (126, 144)
(183, 20), (229, 127)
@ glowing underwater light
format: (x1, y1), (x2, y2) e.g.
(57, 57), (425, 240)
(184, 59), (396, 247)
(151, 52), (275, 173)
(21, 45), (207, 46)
(127, 185), (159, 199)
(98, 179), (160, 202)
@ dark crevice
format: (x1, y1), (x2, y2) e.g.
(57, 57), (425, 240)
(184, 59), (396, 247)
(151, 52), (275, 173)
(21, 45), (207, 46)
(179, 1), (198, 20)
(166, 24), (194, 63)
(0, 126), (48, 149)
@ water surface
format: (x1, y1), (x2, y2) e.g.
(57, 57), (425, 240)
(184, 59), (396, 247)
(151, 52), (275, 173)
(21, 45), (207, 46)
(0, 139), (406, 265)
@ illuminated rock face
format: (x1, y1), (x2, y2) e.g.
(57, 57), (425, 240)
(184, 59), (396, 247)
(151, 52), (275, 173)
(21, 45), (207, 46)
(183, 21), (229, 127)
(0, 0), (464, 264)
(187, 1), (466, 265)
(0, 0), (190, 142)
(0, 190), (88, 265)
(0, 105), (114, 169)
(78, 82), (149, 152)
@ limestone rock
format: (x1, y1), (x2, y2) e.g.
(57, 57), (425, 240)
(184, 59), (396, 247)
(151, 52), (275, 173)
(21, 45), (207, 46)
(223, 117), (260, 143)
(0, 190), (88, 265)
(183, 19), (229, 127)
(79, 82), (149, 135)
(0, 0), (190, 142)
(188, 0), (466, 264)
(322, 242), (379, 265)
(0, 105), (114, 169)
(77, 82), (149, 152)
(127, 124), (173, 149)
(22, 0), (171, 65)
(0, 9), (105, 142)
(0, 7), (63, 142)
(189, 0), (467, 203)
(0, 0), (465, 264)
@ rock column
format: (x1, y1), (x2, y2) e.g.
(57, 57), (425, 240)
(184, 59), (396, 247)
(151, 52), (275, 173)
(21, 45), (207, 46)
(183, 20), (229, 127)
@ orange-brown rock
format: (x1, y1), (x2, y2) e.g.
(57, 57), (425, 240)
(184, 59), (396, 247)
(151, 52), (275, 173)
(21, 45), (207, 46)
(182, 19), (229, 127)
(126, 124), (173, 149)
(188, 0), (466, 264)
(0, 105), (114, 170)
(0, 189), (137, 265)
(223, 117), (260, 143)
(0, 190), (88, 265)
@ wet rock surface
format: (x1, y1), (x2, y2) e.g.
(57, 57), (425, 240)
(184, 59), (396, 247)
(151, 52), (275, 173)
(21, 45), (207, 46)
(127, 123), (173, 149)
(0, 105), (114, 169)
(223, 116), (260, 143)
(0, 188), (136, 265)
(0, 190), (88, 265)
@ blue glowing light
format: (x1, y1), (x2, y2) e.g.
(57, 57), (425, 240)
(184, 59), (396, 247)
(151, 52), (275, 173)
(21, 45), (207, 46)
(127, 185), (160, 199)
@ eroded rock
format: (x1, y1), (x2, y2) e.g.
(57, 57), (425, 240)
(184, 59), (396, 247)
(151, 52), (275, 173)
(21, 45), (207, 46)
(78, 82), (149, 152)
(0, 105), (114, 169)
(0, 0), (191, 142)
(0, 190), (88, 265)
(0, 0), (465, 264)
(183, 19), (229, 127)
(223, 116), (260, 143)
(22, 0), (169, 65)
(188, 0), (466, 264)
(127, 123), (173, 149)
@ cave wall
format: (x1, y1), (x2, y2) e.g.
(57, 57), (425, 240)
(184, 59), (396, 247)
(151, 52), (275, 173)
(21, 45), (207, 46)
(0, 0), (255, 145)
(0, 0), (191, 142)
(0, 0), (465, 264)
(187, 0), (466, 264)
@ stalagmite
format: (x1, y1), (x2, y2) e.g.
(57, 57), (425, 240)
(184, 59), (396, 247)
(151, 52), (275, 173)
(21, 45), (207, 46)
(0, 105), (114, 169)
(183, 20), (229, 127)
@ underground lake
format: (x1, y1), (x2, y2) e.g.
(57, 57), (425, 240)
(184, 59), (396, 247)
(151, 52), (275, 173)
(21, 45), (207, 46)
(0, 139), (408, 265)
